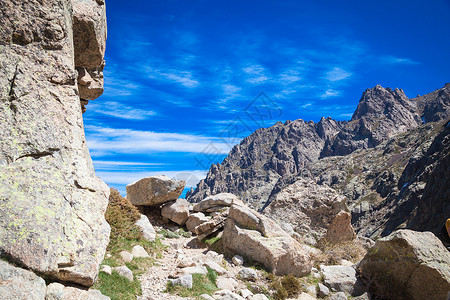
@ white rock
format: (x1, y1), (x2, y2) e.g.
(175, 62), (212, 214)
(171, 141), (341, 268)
(200, 294), (215, 300)
(119, 251), (133, 263)
(232, 255), (244, 266)
(252, 295), (269, 300)
(100, 265), (112, 275)
(216, 277), (238, 290)
(180, 266), (208, 276)
(239, 288), (253, 299)
(170, 275), (193, 289)
(214, 290), (245, 300)
(297, 292), (317, 300)
(238, 268), (258, 281)
(320, 265), (356, 294)
(178, 257), (197, 268)
(161, 198), (190, 225)
(306, 285), (317, 296)
(318, 282), (330, 298)
(132, 245), (150, 258)
(329, 292), (347, 300)
(114, 266), (133, 281)
(204, 261), (227, 275)
(135, 214), (156, 242)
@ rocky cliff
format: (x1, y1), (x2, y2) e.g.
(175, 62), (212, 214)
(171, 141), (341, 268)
(187, 84), (450, 239)
(0, 0), (109, 287)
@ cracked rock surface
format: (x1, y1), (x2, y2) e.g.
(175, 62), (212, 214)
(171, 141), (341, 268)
(0, 0), (109, 287)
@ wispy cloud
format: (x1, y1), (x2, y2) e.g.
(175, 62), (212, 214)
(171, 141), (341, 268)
(96, 169), (208, 187)
(146, 67), (200, 88)
(381, 55), (420, 65)
(320, 89), (341, 98)
(243, 64), (270, 84)
(88, 101), (157, 120)
(324, 67), (352, 82)
(85, 125), (234, 156)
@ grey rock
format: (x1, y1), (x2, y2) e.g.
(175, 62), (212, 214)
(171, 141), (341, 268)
(215, 290), (245, 300)
(46, 282), (110, 300)
(306, 285), (317, 296)
(238, 268), (258, 281)
(200, 294), (215, 300)
(232, 255), (244, 266)
(135, 214), (156, 241)
(317, 283), (330, 298)
(239, 288), (253, 299)
(100, 265), (112, 275)
(120, 251), (133, 262)
(0, 260), (46, 300)
(358, 229), (450, 300)
(186, 212), (209, 233)
(0, 0), (110, 286)
(126, 175), (185, 206)
(180, 266), (208, 276)
(329, 292), (347, 300)
(223, 205), (311, 277)
(204, 261), (227, 275)
(131, 245), (149, 258)
(161, 198), (190, 225)
(320, 265), (357, 294)
(170, 274), (193, 289)
(193, 193), (243, 212)
(216, 277), (238, 290)
(114, 266), (133, 281)
(252, 294), (269, 300)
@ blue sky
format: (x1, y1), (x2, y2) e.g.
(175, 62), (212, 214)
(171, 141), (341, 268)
(84, 0), (450, 196)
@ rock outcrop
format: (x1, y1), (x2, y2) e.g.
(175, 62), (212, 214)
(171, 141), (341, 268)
(263, 178), (354, 245)
(358, 229), (450, 300)
(126, 175), (186, 206)
(222, 204), (312, 276)
(187, 84), (450, 240)
(0, 0), (109, 286)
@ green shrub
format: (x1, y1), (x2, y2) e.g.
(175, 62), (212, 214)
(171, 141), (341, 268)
(165, 267), (218, 298)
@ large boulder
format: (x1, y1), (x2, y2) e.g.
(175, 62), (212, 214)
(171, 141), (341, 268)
(0, 260), (46, 300)
(126, 175), (185, 206)
(263, 178), (354, 245)
(0, 0), (109, 286)
(358, 229), (450, 300)
(161, 198), (190, 225)
(222, 204), (312, 276)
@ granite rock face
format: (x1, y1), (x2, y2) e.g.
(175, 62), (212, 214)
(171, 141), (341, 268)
(0, 0), (109, 287)
(0, 260), (47, 300)
(263, 178), (353, 245)
(358, 229), (450, 300)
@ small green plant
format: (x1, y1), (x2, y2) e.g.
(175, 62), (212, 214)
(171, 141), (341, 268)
(93, 271), (142, 300)
(158, 228), (182, 238)
(165, 268), (219, 298)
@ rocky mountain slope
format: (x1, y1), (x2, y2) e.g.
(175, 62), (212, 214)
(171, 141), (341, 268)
(187, 84), (450, 238)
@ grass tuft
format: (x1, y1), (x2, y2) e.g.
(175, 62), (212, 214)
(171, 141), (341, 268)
(165, 267), (218, 298)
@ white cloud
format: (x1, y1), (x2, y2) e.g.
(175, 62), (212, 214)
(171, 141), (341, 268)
(382, 55), (420, 65)
(320, 89), (341, 98)
(85, 125), (234, 156)
(88, 101), (157, 120)
(242, 64), (270, 84)
(324, 67), (352, 82)
(146, 67), (199, 88)
(96, 170), (207, 187)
